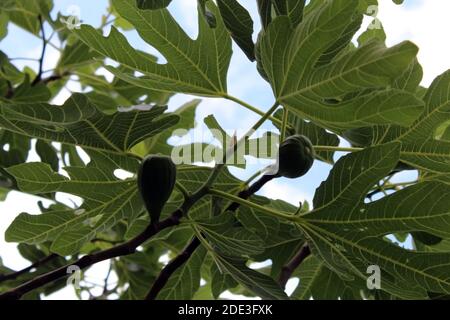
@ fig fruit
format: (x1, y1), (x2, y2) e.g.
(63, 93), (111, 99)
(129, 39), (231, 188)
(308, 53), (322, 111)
(137, 155), (176, 224)
(276, 135), (315, 179)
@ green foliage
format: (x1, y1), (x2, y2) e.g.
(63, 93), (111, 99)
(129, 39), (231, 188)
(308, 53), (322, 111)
(257, 0), (423, 131)
(217, 0), (255, 61)
(136, 0), (172, 10)
(76, 0), (232, 97)
(0, 0), (449, 301)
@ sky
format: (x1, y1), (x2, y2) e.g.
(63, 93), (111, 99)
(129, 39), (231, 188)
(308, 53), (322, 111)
(0, 0), (449, 300)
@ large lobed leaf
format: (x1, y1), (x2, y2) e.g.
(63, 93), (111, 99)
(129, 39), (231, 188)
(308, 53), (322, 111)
(5, 152), (142, 255)
(297, 143), (450, 299)
(0, 93), (179, 155)
(75, 0), (232, 97)
(344, 70), (450, 174)
(257, 0), (423, 131)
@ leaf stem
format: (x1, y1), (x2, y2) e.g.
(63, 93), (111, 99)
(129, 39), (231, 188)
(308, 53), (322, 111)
(0, 254), (59, 284)
(242, 167), (267, 188)
(32, 15), (46, 85)
(208, 188), (297, 222)
(175, 181), (190, 199)
(244, 102), (280, 137)
(223, 94), (282, 125)
(313, 146), (363, 153)
(227, 174), (275, 212)
(201, 102), (280, 190)
(10, 57), (41, 62)
(280, 107), (289, 142)
(384, 181), (417, 188)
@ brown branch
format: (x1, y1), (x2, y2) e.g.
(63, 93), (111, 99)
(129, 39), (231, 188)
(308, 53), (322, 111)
(4, 79), (14, 99)
(227, 174), (275, 211)
(0, 254), (59, 283)
(145, 237), (201, 300)
(1, 65), (14, 99)
(32, 15), (46, 86)
(278, 244), (311, 288)
(145, 174), (276, 300)
(41, 71), (71, 84)
(101, 262), (113, 296)
(2, 17), (68, 99)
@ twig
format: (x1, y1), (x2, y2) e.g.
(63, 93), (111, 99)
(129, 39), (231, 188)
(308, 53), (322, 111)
(210, 188), (298, 221)
(280, 107), (289, 142)
(5, 82), (14, 99)
(175, 181), (190, 200)
(145, 237), (201, 300)
(313, 146), (363, 153)
(0, 254), (59, 283)
(32, 15), (46, 86)
(227, 174), (275, 211)
(278, 244), (311, 288)
(10, 57), (41, 62)
(366, 177), (416, 201)
(1, 65), (14, 99)
(41, 71), (71, 84)
(102, 263), (113, 296)
(223, 94), (282, 126)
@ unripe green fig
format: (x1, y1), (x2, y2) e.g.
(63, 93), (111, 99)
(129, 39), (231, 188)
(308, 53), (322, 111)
(276, 135), (315, 179)
(137, 155), (176, 224)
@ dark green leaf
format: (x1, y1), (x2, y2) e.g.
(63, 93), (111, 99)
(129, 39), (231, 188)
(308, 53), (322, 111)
(217, 0), (255, 61)
(136, 0), (172, 10)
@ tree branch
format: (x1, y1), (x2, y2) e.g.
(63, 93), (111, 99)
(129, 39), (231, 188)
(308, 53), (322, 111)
(145, 237), (201, 300)
(0, 254), (59, 283)
(41, 71), (71, 85)
(32, 15), (46, 86)
(278, 244), (311, 288)
(145, 174), (276, 300)
(4, 79), (14, 99)
(1, 65), (14, 99)
(227, 174), (275, 211)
